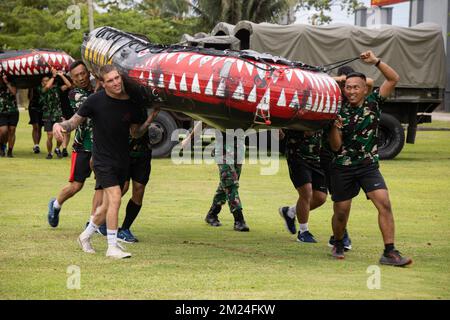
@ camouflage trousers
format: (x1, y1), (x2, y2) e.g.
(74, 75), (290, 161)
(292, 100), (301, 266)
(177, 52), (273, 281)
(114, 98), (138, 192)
(212, 163), (243, 213)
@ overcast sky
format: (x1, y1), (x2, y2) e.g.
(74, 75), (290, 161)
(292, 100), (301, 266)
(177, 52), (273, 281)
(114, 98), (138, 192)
(295, 0), (410, 26)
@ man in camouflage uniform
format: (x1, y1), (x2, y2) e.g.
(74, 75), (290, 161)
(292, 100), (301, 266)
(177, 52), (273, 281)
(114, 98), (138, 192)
(205, 129), (249, 231)
(47, 61), (100, 228)
(278, 129), (327, 243)
(40, 68), (71, 159)
(0, 75), (18, 157)
(328, 50), (411, 266)
(118, 104), (159, 243)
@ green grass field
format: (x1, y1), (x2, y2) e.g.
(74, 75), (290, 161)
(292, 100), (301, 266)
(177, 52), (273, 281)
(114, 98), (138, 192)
(1, 111), (449, 300)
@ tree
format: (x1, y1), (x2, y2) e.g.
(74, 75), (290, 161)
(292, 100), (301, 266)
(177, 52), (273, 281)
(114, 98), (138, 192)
(295, 0), (363, 25)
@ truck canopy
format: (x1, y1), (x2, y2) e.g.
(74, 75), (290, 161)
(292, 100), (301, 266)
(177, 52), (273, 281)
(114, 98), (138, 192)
(231, 21), (446, 89)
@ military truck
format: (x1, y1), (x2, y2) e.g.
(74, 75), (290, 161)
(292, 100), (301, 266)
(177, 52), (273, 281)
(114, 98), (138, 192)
(151, 21), (446, 159)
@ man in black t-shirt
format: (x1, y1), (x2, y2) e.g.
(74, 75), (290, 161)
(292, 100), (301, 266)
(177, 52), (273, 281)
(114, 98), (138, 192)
(53, 65), (159, 259)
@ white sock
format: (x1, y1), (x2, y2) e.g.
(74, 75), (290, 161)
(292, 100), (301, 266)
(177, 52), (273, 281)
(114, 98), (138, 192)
(54, 199), (61, 209)
(299, 223), (309, 233)
(288, 205), (296, 219)
(107, 229), (118, 248)
(80, 217), (98, 238)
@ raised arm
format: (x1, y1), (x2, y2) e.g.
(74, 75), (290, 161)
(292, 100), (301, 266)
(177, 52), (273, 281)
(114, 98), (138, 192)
(57, 71), (72, 91)
(53, 113), (86, 142)
(360, 50), (399, 98)
(130, 107), (160, 138)
(328, 117), (343, 152)
(2, 75), (17, 96)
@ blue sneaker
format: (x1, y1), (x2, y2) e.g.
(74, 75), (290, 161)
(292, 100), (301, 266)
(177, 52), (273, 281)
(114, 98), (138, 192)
(117, 229), (139, 243)
(297, 230), (317, 243)
(328, 229), (352, 251)
(97, 223), (107, 236)
(47, 197), (61, 228)
(278, 206), (296, 234)
(84, 221), (107, 236)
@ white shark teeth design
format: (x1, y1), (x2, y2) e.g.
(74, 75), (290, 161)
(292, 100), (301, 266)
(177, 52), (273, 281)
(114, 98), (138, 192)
(211, 57), (223, 66)
(236, 60), (244, 73)
(248, 85), (257, 103)
(257, 88), (270, 111)
(245, 62), (254, 75)
(8, 60), (14, 70)
(215, 78), (226, 97)
(191, 73), (201, 93)
(277, 88), (286, 107)
(157, 53), (168, 62)
(285, 69), (293, 82)
(166, 52), (177, 62)
(289, 91), (300, 108)
(232, 81), (245, 100)
(199, 56), (213, 67)
(43, 53), (49, 62)
(256, 63), (266, 79)
(180, 73), (188, 91)
(63, 55), (70, 66)
(33, 69), (39, 75)
(50, 53), (56, 63)
(205, 75), (214, 95)
(139, 72), (144, 80)
(157, 73), (165, 88)
(306, 93), (313, 110)
(45, 67), (50, 73)
(15, 59), (21, 70)
(294, 69), (304, 84)
(169, 74), (177, 90)
(27, 56), (33, 67)
(21, 58), (27, 68)
(176, 53), (189, 64)
(2, 62), (7, 70)
(148, 71), (154, 86)
(27, 68), (33, 75)
(188, 54), (202, 66)
(324, 93), (331, 113)
(56, 54), (63, 64)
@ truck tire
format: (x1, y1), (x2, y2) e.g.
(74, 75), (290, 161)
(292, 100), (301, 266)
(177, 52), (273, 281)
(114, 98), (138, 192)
(378, 113), (405, 160)
(147, 110), (179, 158)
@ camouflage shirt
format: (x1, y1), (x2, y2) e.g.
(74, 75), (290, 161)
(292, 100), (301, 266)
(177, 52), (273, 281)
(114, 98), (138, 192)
(39, 86), (62, 122)
(69, 87), (94, 152)
(0, 85), (18, 114)
(285, 129), (322, 168)
(129, 105), (152, 158)
(334, 91), (386, 166)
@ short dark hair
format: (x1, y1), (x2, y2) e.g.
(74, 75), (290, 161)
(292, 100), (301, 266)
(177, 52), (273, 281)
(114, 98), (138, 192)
(346, 72), (367, 82)
(98, 64), (119, 81)
(337, 66), (355, 77)
(69, 60), (87, 72)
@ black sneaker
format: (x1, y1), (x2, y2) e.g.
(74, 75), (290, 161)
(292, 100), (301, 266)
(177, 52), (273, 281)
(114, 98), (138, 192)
(6, 149), (13, 158)
(55, 148), (63, 158)
(33, 145), (40, 154)
(46, 153), (53, 159)
(328, 229), (352, 251)
(332, 241), (345, 259)
(62, 148), (69, 157)
(379, 249), (412, 267)
(278, 206), (296, 234)
(205, 212), (222, 227)
(234, 220), (250, 232)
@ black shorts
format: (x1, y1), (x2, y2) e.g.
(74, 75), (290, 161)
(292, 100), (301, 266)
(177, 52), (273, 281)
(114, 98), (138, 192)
(0, 112), (19, 127)
(287, 159), (327, 194)
(61, 104), (74, 120)
(331, 162), (387, 202)
(127, 154), (152, 185)
(69, 151), (92, 183)
(28, 109), (43, 126)
(43, 120), (59, 132)
(94, 165), (128, 190)
(320, 155), (333, 194)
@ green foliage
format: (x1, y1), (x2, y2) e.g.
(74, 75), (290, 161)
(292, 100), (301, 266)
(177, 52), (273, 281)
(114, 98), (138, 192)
(0, 1), (201, 59)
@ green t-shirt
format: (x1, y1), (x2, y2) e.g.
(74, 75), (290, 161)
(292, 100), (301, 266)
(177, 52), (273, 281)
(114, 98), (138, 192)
(0, 85), (18, 114)
(69, 87), (94, 152)
(334, 91), (386, 166)
(285, 129), (322, 168)
(40, 86), (62, 122)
